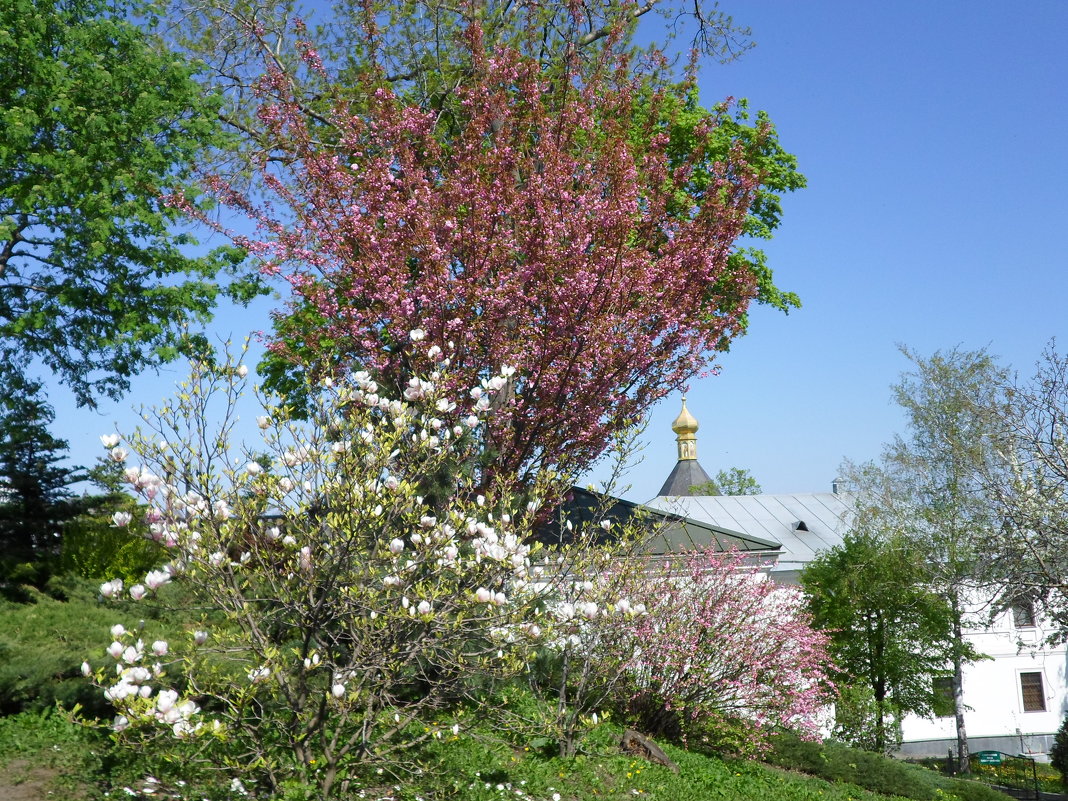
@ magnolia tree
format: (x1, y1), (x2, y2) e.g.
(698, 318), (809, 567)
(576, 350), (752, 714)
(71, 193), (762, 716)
(620, 548), (833, 751)
(84, 339), (570, 799)
(194, 14), (770, 482)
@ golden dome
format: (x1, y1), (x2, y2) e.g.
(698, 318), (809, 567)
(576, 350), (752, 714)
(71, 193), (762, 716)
(672, 397), (699, 436)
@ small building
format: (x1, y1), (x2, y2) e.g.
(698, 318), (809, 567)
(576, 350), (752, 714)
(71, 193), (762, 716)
(644, 397), (1068, 760)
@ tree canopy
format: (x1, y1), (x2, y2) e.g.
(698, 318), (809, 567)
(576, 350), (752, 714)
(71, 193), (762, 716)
(0, 0), (260, 406)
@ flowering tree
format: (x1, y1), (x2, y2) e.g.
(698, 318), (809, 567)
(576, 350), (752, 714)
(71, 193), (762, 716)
(198, 11), (775, 482)
(621, 548), (833, 750)
(84, 341), (560, 799)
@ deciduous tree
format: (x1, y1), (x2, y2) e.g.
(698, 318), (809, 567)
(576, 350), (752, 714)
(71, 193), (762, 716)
(801, 527), (963, 754)
(0, 0), (259, 405)
(201, 11), (787, 482)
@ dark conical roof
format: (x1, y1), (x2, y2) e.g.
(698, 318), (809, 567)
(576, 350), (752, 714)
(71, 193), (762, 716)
(657, 458), (715, 497)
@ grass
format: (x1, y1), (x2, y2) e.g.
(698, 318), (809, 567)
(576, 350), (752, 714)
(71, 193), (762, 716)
(0, 707), (1024, 801)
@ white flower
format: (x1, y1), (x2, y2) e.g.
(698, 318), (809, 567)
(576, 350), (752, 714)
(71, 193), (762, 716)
(129, 584), (146, 601)
(152, 640), (168, 656)
(256, 415), (270, 429)
(409, 328), (426, 342)
(111, 511), (132, 527)
(100, 579), (122, 598)
(599, 519), (611, 531)
(388, 538), (405, 555)
(81, 661), (91, 676)
(144, 570), (171, 591)
(278, 477), (295, 493)
(417, 600), (432, 615)
(156, 689), (179, 713)
(113, 715), (129, 732)
(108, 447), (128, 463)
(245, 461), (263, 476)
(193, 630), (208, 645)
(100, 434), (120, 449)
(475, 587), (492, 603)
(110, 624), (127, 638)
(331, 684), (346, 698)
(236, 364), (249, 378)
(248, 666), (270, 683)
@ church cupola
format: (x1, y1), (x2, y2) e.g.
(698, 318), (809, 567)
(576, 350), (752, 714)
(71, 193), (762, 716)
(657, 396), (715, 497)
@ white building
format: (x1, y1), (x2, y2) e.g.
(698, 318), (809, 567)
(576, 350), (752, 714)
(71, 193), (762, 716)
(646, 399), (1068, 758)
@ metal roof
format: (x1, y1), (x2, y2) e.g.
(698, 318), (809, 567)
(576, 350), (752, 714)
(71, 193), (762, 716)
(646, 492), (855, 573)
(657, 458), (714, 496)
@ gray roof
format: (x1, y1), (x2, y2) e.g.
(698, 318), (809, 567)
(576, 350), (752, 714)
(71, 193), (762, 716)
(657, 459), (714, 496)
(646, 492), (855, 574)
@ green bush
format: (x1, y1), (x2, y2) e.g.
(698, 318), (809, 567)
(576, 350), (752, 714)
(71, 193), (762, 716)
(765, 732), (1011, 801)
(1051, 714), (1068, 791)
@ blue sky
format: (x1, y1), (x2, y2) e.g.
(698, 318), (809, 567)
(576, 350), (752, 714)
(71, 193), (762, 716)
(43, 0), (1068, 501)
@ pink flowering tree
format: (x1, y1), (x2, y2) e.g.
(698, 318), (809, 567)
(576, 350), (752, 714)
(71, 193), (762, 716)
(618, 548), (833, 752)
(84, 341), (563, 799)
(198, 12), (776, 482)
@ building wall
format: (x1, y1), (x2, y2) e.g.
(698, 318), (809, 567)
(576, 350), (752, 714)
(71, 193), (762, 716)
(898, 605), (1068, 758)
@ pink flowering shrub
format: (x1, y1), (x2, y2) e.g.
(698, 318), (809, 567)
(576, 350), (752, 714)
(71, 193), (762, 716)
(84, 341), (563, 799)
(618, 548), (833, 752)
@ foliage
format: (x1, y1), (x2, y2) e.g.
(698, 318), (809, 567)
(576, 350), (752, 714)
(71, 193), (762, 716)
(0, 380), (83, 581)
(766, 732), (1012, 801)
(690, 466), (762, 495)
(1051, 714), (1068, 791)
(619, 548), (832, 750)
(59, 459), (165, 584)
(193, 6), (797, 482)
(0, 0), (261, 406)
(0, 575), (152, 716)
(801, 529), (964, 753)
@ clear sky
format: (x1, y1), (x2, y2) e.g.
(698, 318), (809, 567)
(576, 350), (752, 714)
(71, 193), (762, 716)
(41, 0), (1068, 502)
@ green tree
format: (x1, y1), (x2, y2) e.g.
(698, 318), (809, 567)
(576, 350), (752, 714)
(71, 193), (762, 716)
(691, 466), (762, 496)
(0, 380), (82, 583)
(878, 346), (1010, 771)
(0, 0), (260, 406)
(801, 526), (964, 754)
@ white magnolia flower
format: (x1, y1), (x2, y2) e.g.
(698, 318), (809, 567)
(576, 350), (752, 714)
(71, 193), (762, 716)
(108, 447), (128, 463)
(113, 715), (130, 732)
(409, 328), (426, 342)
(144, 570), (171, 591)
(100, 434), (120, 449)
(475, 588), (492, 604)
(81, 661), (91, 676)
(417, 600), (432, 615)
(256, 415), (270, 429)
(151, 640), (168, 656)
(111, 511), (132, 527)
(100, 579), (122, 598)
(388, 538), (405, 555)
(236, 364), (249, 378)
(248, 666), (270, 683)
(110, 624), (127, 638)
(331, 684), (346, 698)
(245, 461), (263, 476)
(129, 584), (146, 601)
(156, 689), (179, 713)
(193, 630), (208, 645)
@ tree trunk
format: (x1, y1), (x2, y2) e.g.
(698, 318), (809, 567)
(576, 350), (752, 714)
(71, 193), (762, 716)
(952, 613), (970, 774)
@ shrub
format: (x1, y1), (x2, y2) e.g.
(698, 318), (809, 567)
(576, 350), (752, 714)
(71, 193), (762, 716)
(618, 548), (833, 752)
(82, 347), (573, 799)
(1052, 714), (1068, 791)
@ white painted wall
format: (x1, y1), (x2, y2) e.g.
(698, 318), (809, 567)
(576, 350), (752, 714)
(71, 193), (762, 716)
(900, 605), (1068, 754)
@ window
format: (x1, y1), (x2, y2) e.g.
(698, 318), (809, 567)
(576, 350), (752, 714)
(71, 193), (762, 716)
(932, 676), (955, 718)
(1020, 672), (1046, 712)
(1012, 600), (1037, 629)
